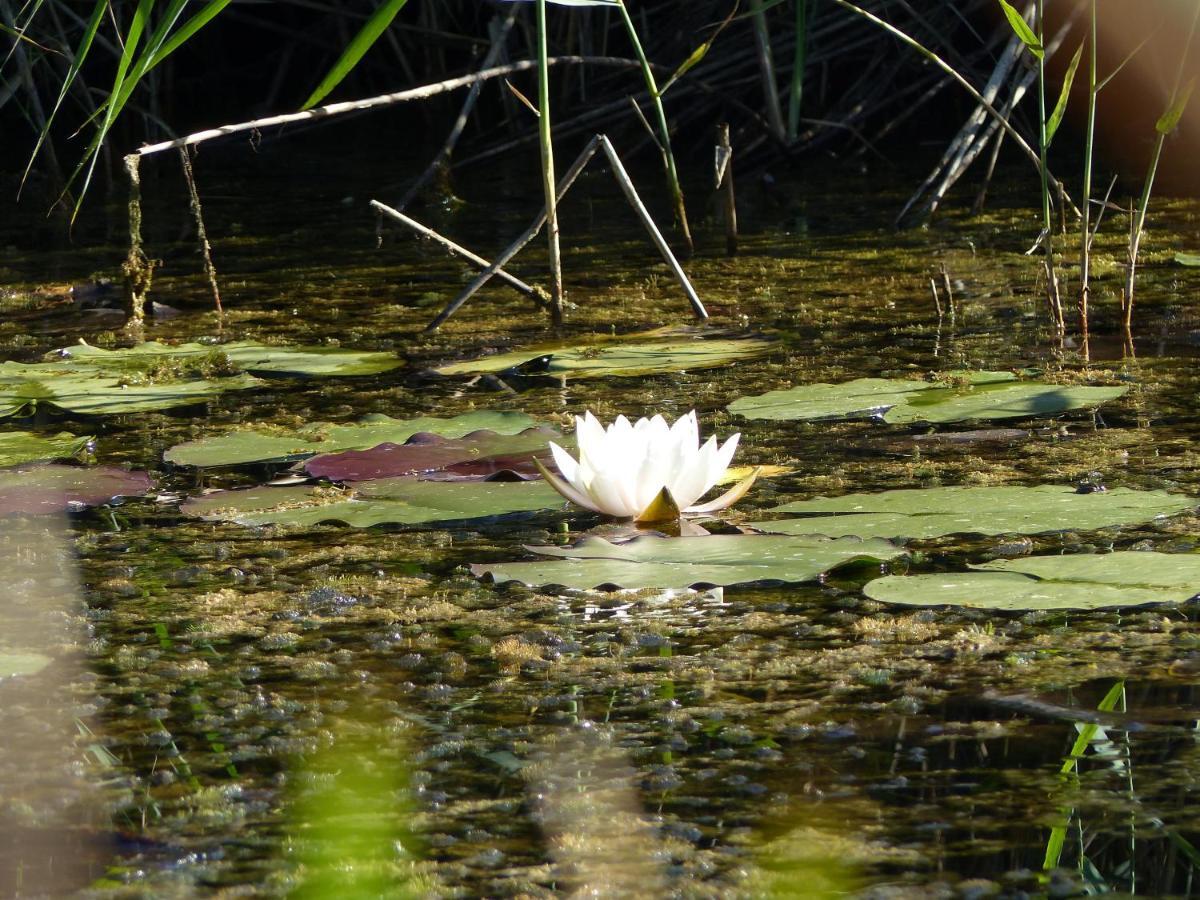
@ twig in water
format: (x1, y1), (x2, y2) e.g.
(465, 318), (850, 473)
(179, 147), (222, 321)
(716, 123), (737, 256)
(423, 134), (706, 331)
(598, 135), (707, 321)
(425, 135), (603, 332)
(929, 278), (943, 318)
(370, 200), (548, 307)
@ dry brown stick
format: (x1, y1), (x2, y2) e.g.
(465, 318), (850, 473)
(179, 147), (223, 320)
(597, 135), (707, 321)
(133, 57), (641, 159)
(370, 199), (546, 305)
(424, 135), (604, 332)
(939, 262), (954, 322)
(716, 123), (737, 256)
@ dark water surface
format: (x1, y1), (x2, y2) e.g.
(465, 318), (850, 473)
(2, 133), (1200, 897)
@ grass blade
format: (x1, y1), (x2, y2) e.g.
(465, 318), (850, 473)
(20, 0), (105, 194)
(65, 0), (154, 220)
(301, 0), (411, 110)
(1046, 39), (1083, 144)
(998, 0), (1043, 59)
(1156, 76), (1196, 134)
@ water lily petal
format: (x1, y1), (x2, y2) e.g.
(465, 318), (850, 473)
(686, 466), (761, 514)
(710, 433), (741, 485)
(585, 467), (640, 517)
(533, 458), (602, 512)
(669, 435), (718, 509)
(548, 441), (581, 485)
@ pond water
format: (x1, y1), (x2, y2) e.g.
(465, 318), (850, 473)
(2, 131), (1200, 897)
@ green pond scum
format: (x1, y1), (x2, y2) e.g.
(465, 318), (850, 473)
(3, 147), (1200, 897)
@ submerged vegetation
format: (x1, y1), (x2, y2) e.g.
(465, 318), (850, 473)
(3, 0), (1200, 896)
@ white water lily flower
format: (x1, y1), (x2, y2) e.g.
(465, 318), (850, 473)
(536, 411), (760, 522)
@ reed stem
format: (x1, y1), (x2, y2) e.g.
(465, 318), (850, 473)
(535, 0), (564, 324)
(786, 0), (808, 142)
(1078, 0), (1096, 356)
(1124, 1), (1200, 328)
(615, 0), (692, 254)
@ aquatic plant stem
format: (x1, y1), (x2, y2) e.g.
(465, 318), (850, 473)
(1078, 0), (1096, 356)
(179, 147), (223, 322)
(786, 0), (808, 143)
(120, 153), (154, 331)
(535, 0), (564, 325)
(1035, 0), (1064, 336)
(614, 0), (692, 254)
(1124, 1), (1200, 332)
(749, 0), (786, 142)
(829, 0), (1076, 215)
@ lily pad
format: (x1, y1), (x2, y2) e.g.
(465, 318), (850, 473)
(0, 431), (91, 466)
(305, 427), (561, 482)
(864, 552), (1200, 610)
(55, 340), (403, 377)
(164, 411), (541, 468)
(0, 464), (153, 516)
(434, 335), (774, 380)
(0, 361), (263, 418)
(1174, 252), (1200, 267)
(472, 533), (903, 589)
(749, 485), (1194, 540)
(728, 372), (1127, 424)
(180, 477), (565, 528)
(0, 651), (52, 678)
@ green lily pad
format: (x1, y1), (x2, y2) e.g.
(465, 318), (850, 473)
(56, 340), (403, 377)
(164, 411), (541, 468)
(728, 372), (1127, 424)
(0, 339), (404, 420)
(0, 431), (91, 466)
(434, 335), (774, 380)
(864, 552), (1200, 610)
(472, 533), (903, 589)
(0, 651), (51, 678)
(749, 485), (1194, 540)
(1174, 252), (1200, 267)
(180, 477), (565, 528)
(0, 361), (263, 418)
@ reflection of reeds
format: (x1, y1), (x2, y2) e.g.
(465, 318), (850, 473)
(0, 514), (110, 895)
(529, 728), (668, 896)
(290, 722), (431, 898)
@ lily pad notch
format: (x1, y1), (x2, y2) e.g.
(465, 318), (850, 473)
(384, 135), (706, 331)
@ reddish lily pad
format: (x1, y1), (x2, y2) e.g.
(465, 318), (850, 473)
(0, 464), (153, 516)
(304, 427), (563, 482)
